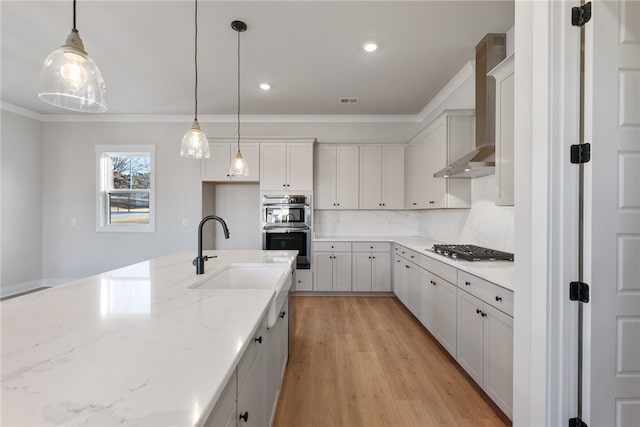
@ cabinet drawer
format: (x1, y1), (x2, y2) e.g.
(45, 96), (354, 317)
(294, 269), (312, 291)
(420, 255), (457, 285)
(457, 271), (513, 316)
(313, 241), (352, 252)
(238, 315), (268, 390)
(396, 246), (420, 263)
(352, 242), (391, 253)
(202, 373), (237, 427)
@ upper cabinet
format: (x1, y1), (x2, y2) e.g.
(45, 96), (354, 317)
(359, 146), (404, 209)
(488, 54), (515, 206)
(202, 142), (260, 182)
(407, 110), (474, 209)
(260, 142), (313, 192)
(315, 145), (359, 209)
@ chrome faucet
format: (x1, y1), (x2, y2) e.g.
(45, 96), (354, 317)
(194, 215), (230, 274)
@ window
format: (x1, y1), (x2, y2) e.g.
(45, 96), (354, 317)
(96, 145), (155, 232)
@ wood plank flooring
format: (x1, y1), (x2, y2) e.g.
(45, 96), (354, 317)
(273, 296), (510, 427)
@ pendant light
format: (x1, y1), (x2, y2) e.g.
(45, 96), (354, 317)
(181, 0), (210, 159)
(38, 0), (107, 113)
(229, 20), (249, 176)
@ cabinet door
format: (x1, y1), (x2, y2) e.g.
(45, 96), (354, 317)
(279, 299), (289, 379)
(359, 146), (383, 209)
(260, 143), (287, 190)
(333, 252), (352, 291)
(313, 253), (333, 291)
(425, 121), (447, 209)
(382, 146), (404, 209)
(238, 345), (267, 427)
(352, 252), (373, 292)
(266, 325), (280, 426)
(457, 290), (484, 386)
(434, 278), (458, 358)
(336, 146), (359, 209)
(408, 138), (429, 208)
(203, 143), (232, 181)
(403, 262), (420, 316)
(393, 255), (403, 298)
(294, 269), (312, 292)
(231, 142), (260, 182)
(372, 252), (391, 292)
(418, 270), (437, 333)
(315, 146), (337, 209)
(286, 144), (313, 191)
(483, 304), (513, 418)
(496, 69), (515, 206)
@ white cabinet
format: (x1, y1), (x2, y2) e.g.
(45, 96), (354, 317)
(202, 372), (237, 427)
(238, 341), (267, 427)
(313, 242), (352, 291)
(202, 142), (260, 182)
(400, 261), (420, 317)
(359, 146), (404, 209)
(393, 254), (403, 299)
(488, 54), (515, 206)
(352, 242), (391, 292)
(407, 110), (473, 209)
(315, 145), (359, 209)
(266, 299), (289, 425)
(293, 269), (312, 292)
(457, 289), (514, 419)
(260, 142), (313, 192)
(419, 270), (458, 358)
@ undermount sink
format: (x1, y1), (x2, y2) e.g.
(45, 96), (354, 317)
(189, 263), (292, 327)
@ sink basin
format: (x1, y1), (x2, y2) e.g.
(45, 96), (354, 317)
(191, 264), (288, 290)
(189, 263), (292, 327)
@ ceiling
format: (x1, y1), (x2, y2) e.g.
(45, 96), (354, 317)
(1, 1), (514, 116)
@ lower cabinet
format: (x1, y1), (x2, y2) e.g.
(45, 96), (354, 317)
(313, 252), (352, 291)
(399, 260), (420, 316)
(457, 289), (513, 418)
(293, 269), (312, 291)
(419, 270), (457, 358)
(266, 300), (289, 425)
(238, 344), (267, 427)
(352, 252), (391, 292)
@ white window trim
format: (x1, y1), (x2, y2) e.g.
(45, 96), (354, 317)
(95, 145), (156, 232)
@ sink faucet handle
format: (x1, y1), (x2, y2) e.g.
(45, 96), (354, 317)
(192, 255), (217, 266)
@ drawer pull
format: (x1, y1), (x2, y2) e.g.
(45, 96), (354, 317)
(255, 336), (263, 344)
(476, 309), (482, 314)
(495, 296), (503, 302)
(279, 311), (286, 318)
(465, 281), (471, 286)
(430, 280), (436, 285)
(239, 411), (249, 422)
(482, 312), (487, 318)
(405, 265), (410, 269)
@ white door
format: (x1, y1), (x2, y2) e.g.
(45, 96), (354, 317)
(315, 146), (337, 209)
(382, 146), (405, 209)
(333, 253), (352, 292)
(585, 1), (640, 425)
(336, 146), (359, 209)
(418, 269), (437, 333)
(426, 120), (447, 209)
(359, 146), (382, 209)
(393, 255), (403, 297)
(260, 143), (287, 190)
(202, 143), (231, 181)
(286, 144), (313, 191)
(457, 290), (484, 386)
(372, 252), (391, 292)
(313, 253), (333, 291)
(435, 278), (458, 358)
(352, 252), (372, 292)
(230, 142), (260, 182)
(483, 304), (513, 419)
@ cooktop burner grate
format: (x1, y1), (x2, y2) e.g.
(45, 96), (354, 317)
(432, 244), (514, 261)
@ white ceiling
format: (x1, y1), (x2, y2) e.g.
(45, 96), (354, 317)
(1, 1), (514, 116)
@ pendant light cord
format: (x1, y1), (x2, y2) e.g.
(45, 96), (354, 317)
(194, 0), (199, 121)
(236, 29), (241, 151)
(72, 0), (77, 31)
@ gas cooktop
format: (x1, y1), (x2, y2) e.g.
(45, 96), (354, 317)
(432, 244), (514, 261)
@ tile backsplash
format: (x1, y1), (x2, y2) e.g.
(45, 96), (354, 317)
(314, 209), (419, 237)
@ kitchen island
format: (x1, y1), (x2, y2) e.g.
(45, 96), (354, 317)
(1, 250), (297, 426)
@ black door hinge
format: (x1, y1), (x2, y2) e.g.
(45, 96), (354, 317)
(569, 416), (588, 427)
(572, 2), (592, 27)
(570, 281), (590, 303)
(571, 143), (591, 164)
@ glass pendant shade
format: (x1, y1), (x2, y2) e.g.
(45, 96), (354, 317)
(229, 149), (249, 176)
(38, 30), (107, 113)
(180, 120), (210, 159)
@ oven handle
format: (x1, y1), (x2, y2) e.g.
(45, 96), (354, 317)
(263, 228), (310, 233)
(262, 203), (308, 208)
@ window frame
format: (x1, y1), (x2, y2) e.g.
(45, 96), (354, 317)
(96, 145), (156, 232)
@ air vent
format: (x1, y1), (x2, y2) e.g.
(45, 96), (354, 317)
(339, 97), (359, 104)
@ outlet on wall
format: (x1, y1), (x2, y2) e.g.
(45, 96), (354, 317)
(70, 217), (76, 226)
(181, 218), (188, 227)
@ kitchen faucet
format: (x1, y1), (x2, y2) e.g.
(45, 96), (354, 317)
(193, 215), (230, 274)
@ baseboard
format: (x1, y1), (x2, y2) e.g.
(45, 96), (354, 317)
(1, 277), (78, 298)
(290, 291), (395, 297)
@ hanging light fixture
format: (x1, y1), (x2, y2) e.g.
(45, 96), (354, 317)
(181, 0), (210, 159)
(229, 20), (249, 176)
(38, 0), (107, 112)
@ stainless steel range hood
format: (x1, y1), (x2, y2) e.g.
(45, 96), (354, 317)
(434, 33), (506, 179)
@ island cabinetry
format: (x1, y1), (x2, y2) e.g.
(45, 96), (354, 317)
(260, 142), (313, 192)
(267, 299), (289, 425)
(315, 145), (359, 209)
(359, 146), (404, 209)
(203, 373), (237, 427)
(202, 142), (260, 182)
(352, 242), (391, 292)
(238, 341), (267, 427)
(312, 242), (352, 291)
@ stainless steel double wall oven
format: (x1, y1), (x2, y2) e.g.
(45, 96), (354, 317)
(261, 195), (312, 269)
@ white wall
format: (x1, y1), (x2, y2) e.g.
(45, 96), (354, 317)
(314, 209), (419, 237)
(418, 174), (515, 252)
(1, 110), (43, 291)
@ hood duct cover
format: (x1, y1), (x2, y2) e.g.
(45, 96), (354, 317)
(435, 33), (506, 178)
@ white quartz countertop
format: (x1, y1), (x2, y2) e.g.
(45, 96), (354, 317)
(314, 236), (514, 291)
(1, 250), (297, 426)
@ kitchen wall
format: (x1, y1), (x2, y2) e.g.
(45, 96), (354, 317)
(418, 174), (515, 252)
(314, 210), (420, 237)
(1, 110), (43, 293)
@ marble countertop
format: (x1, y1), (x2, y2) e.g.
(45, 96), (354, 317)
(1, 250), (297, 426)
(314, 236), (514, 291)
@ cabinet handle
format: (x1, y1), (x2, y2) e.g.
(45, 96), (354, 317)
(402, 251), (405, 254)
(410, 255), (414, 259)
(495, 296), (502, 302)
(430, 280), (436, 285)
(279, 311), (286, 318)
(476, 309), (482, 314)
(255, 336), (263, 344)
(368, 256), (371, 259)
(482, 313), (487, 318)
(239, 411), (249, 422)
(370, 246), (374, 249)
(465, 281), (471, 286)
(405, 265), (410, 269)
(372, 256), (375, 259)
(397, 260), (400, 263)
(331, 245), (334, 248)
(337, 203), (340, 206)
(282, 184), (286, 187)
(412, 202), (417, 206)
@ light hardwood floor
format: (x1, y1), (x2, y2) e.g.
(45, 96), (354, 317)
(273, 296), (510, 427)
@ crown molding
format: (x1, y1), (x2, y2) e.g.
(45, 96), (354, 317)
(1, 102), (44, 121)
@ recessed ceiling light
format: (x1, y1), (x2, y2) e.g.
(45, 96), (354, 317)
(363, 42), (378, 53)
(259, 83), (271, 91)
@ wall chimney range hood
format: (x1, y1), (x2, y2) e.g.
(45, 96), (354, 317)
(435, 33), (506, 179)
